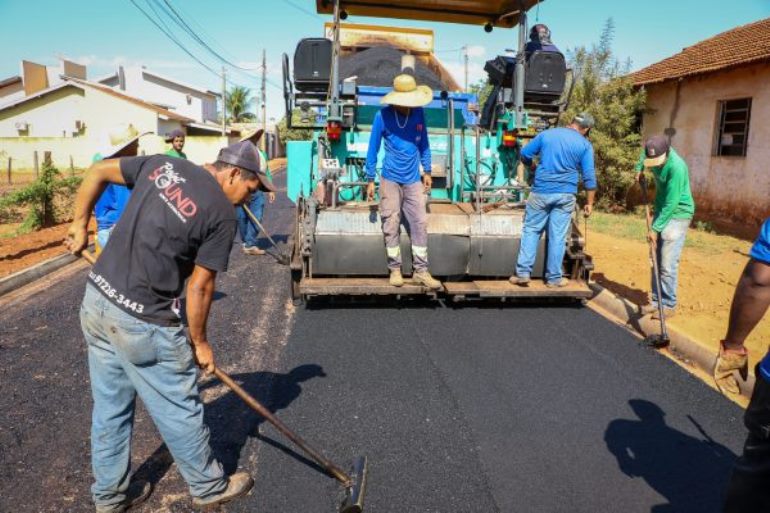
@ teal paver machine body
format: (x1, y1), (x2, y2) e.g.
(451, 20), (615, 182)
(284, 0), (593, 301)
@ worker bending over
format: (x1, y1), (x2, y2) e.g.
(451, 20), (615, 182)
(66, 139), (274, 512)
(366, 73), (441, 290)
(635, 135), (695, 319)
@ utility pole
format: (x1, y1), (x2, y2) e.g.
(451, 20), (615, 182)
(221, 66), (226, 136)
(463, 45), (469, 92)
(261, 48), (267, 153)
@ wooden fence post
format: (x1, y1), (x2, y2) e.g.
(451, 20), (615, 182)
(33, 150), (39, 178)
(6, 157), (10, 185)
(69, 155), (75, 176)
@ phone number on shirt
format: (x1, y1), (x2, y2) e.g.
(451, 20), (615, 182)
(89, 271), (146, 314)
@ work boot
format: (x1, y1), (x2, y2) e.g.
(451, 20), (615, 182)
(413, 271), (442, 290)
(714, 341), (749, 395)
(192, 472), (254, 510)
(512, 275), (530, 287)
(640, 303), (658, 316)
(94, 479), (152, 513)
(242, 246), (265, 256)
(389, 269), (404, 287)
(651, 307), (676, 320)
(546, 278), (570, 288)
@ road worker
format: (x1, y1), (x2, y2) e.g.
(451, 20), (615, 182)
(365, 73), (441, 290)
(715, 217), (770, 511)
(65, 139), (275, 512)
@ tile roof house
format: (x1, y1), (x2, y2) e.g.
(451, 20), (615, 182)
(629, 17), (770, 227)
(0, 59), (240, 169)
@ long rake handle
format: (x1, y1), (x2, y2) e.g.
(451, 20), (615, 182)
(242, 204), (282, 251)
(213, 367), (352, 486)
(640, 176), (669, 338)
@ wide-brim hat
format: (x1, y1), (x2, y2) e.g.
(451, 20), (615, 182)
(381, 74), (433, 108)
(217, 140), (276, 193)
(239, 127), (265, 144)
(102, 124), (150, 158)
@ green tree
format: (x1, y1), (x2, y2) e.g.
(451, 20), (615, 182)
(562, 18), (646, 209)
(0, 160), (82, 232)
(469, 78), (493, 109)
(226, 85), (256, 123)
(277, 110), (314, 143)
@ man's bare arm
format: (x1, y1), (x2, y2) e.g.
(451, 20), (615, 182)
(65, 159), (126, 254)
(186, 265), (218, 374)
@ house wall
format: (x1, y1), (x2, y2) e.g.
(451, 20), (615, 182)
(0, 87), (84, 137)
(641, 62), (770, 226)
(0, 135), (230, 170)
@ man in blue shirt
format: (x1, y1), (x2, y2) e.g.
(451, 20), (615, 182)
(524, 24), (561, 58)
(514, 113), (596, 287)
(93, 125), (147, 254)
(365, 73), (441, 290)
(717, 218), (770, 511)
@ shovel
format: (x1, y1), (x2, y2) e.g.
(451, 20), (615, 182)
(242, 204), (290, 266)
(639, 173), (671, 348)
(75, 248), (368, 513)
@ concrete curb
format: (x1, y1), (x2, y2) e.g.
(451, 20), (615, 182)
(587, 282), (755, 399)
(0, 247), (91, 298)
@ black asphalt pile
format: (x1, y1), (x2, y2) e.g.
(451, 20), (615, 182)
(339, 46), (449, 90)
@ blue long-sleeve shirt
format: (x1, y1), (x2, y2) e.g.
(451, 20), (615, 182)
(520, 126), (596, 194)
(365, 106), (431, 185)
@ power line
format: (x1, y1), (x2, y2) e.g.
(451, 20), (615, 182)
(160, 0), (262, 72)
(283, 0), (323, 20)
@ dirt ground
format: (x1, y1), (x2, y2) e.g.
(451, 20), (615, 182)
(588, 212), (768, 365)
(0, 158), (286, 279)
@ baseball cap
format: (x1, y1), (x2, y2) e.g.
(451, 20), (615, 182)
(165, 128), (185, 143)
(643, 135), (669, 168)
(217, 140), (276, 192)
(573, 112), (595, 129)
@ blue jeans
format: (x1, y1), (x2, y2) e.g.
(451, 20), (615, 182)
(79, 285), (226, 509)
(237, 191), (265, 248)
(651, 218), (690, 309)
(516, 192), (576, 283)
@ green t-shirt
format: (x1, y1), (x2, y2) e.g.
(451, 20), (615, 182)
(634, 147), (695, 232)
(165, 148), (187, 159)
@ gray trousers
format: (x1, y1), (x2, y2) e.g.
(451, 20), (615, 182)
(379, 177), (429, 272)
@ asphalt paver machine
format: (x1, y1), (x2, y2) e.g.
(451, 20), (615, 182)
(283, 0), (593, 302)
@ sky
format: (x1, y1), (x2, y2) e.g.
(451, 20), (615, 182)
(1, 0), (768, 122)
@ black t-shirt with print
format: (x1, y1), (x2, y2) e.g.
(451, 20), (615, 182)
(89, 155), (236, 326)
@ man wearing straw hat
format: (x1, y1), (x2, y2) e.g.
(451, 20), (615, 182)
(365, 73), (441, 290)
(92, 124), (149, 254)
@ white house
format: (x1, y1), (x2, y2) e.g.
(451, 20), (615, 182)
(97, 66), (220, 125)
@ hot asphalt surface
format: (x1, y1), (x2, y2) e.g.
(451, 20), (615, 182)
(0, 171), (747, 512)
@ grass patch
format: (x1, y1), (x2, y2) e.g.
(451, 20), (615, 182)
(588, 211), (750, 257)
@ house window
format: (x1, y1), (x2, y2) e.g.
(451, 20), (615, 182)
(714, 98), (751, 157)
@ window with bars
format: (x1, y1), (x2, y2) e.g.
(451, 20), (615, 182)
(714, 98), (751, 157)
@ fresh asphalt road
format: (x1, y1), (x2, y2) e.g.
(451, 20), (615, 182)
(0, 171), (747, 513)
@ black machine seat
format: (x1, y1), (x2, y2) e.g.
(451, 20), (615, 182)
(294, 38), (332, 93)
(524, 50), (566, 100)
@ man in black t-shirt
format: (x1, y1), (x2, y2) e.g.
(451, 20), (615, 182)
(66, 140), (275, 512)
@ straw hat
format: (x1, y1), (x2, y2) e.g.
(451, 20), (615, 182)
(239, 127), (265, 144)
(101, 124), (150, 158)
(380, 74), (433, 108)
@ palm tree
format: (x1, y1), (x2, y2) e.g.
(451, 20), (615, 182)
(226, 85), (256, 122)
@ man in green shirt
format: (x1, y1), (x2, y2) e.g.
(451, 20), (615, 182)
(635, 135), (695, 318)
(165, 128), (187, 159)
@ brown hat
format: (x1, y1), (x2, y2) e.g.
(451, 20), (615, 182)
(239, 128), (265, 144)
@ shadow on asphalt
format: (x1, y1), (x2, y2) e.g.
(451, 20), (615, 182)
(604, 399), (737, 512)
(131, 364), (329, 486)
